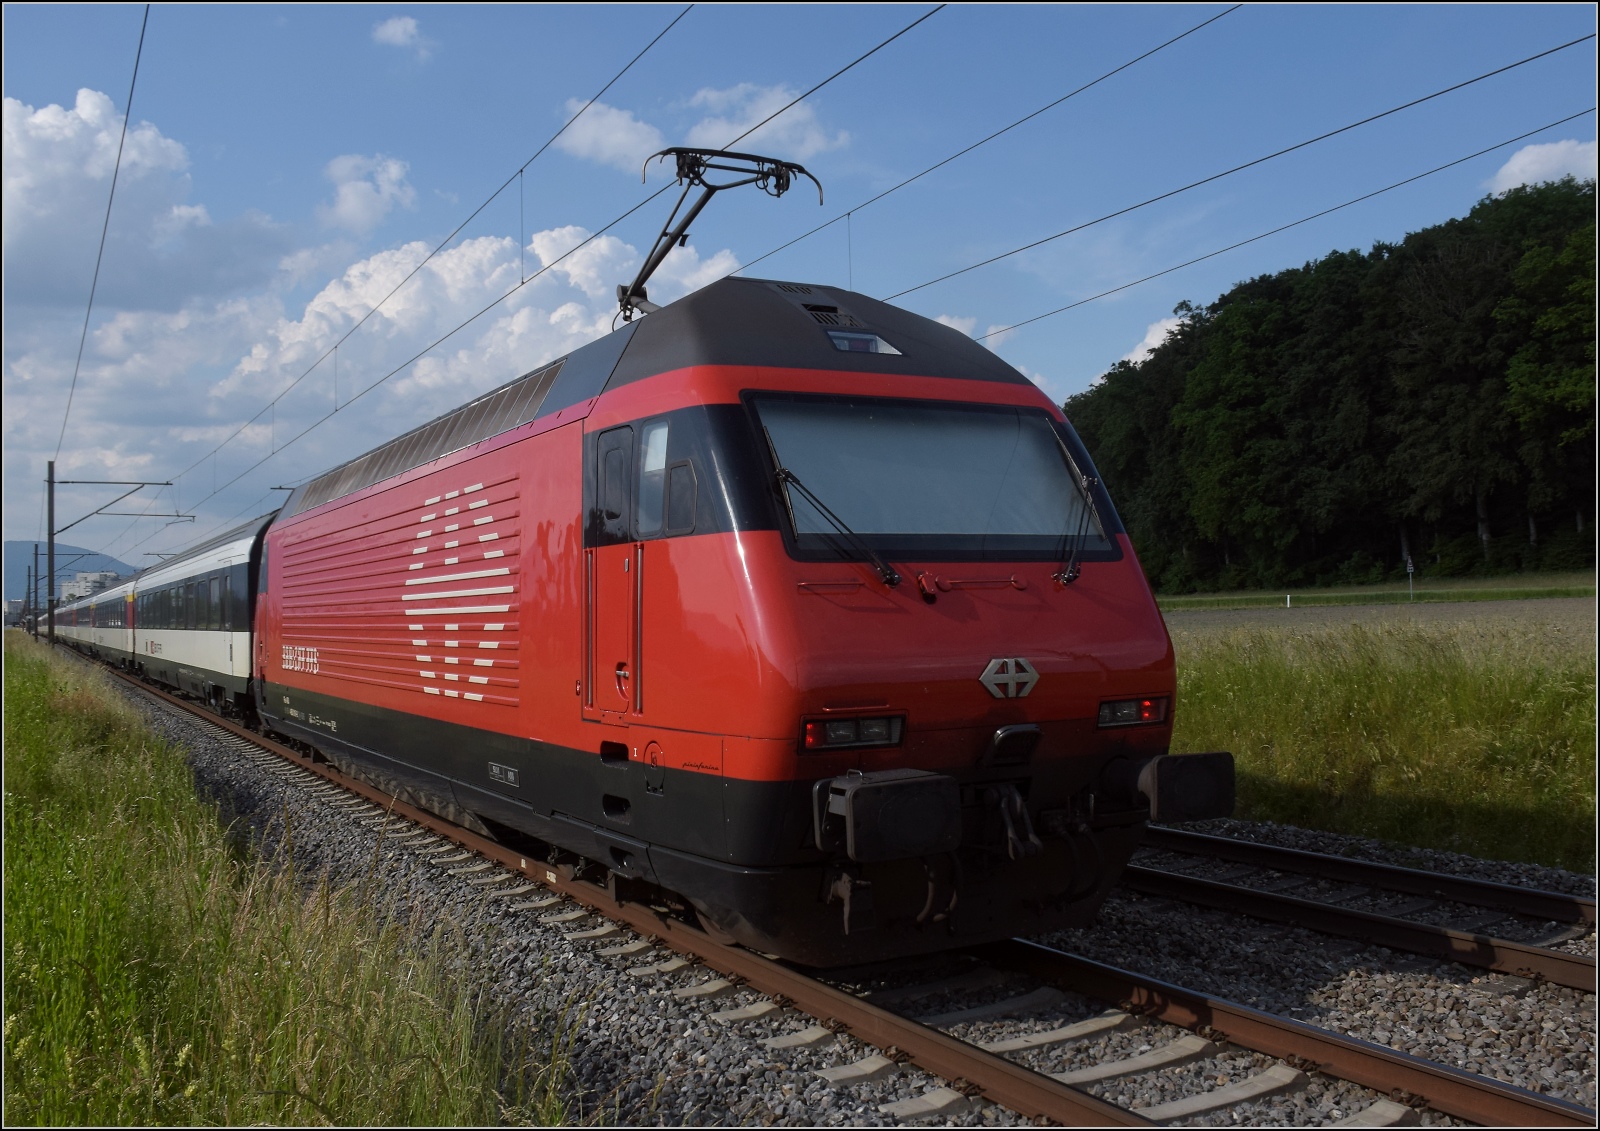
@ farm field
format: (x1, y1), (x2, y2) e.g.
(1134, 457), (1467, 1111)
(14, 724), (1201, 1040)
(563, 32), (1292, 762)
(1165, 597), (1596, 872)
(1157, 570), (1596, 611)
(2, 632), (562, 1127)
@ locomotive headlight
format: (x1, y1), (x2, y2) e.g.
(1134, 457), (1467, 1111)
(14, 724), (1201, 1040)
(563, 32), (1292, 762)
(802, 715), (904, 751)
(825, 719), (859, 744)
(1097, 696), (1169, 727)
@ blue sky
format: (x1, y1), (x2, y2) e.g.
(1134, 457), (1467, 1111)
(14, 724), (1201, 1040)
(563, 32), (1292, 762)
(4, 4), (1595, 568)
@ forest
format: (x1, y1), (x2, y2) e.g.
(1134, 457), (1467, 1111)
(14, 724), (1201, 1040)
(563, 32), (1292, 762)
(1066, 177), (1595, 592)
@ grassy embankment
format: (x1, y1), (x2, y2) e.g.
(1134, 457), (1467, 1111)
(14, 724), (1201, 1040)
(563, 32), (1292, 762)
(1157, 569), (1595, 611)
(1170, 619), (1596, 872)
(3, 631), (566, 1126)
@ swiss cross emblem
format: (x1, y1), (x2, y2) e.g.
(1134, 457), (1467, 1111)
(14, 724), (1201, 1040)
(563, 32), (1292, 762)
(980, 657), (1039, 699)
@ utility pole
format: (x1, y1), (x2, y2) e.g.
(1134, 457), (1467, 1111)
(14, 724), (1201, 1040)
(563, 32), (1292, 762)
(47, 460), (55, 644)
(32, 542), (40, 637)
(46, 465), (186, 645)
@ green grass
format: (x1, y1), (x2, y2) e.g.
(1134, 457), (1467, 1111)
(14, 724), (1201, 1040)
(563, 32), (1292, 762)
(1170, 621), (1596, 872)
(3, 632), (568, 1125)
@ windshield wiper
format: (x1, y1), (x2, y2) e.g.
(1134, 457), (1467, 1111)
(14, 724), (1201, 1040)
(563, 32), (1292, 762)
(770, 464), (901, 589)
(1054, 471), (1102, 585)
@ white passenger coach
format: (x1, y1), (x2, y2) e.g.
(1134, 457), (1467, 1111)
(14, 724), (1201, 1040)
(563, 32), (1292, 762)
(54, 515), (275, 713)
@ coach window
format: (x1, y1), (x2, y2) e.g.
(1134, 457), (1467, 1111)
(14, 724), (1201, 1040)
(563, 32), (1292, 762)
(220, 575), (231, 631)
(233, 564), (250, 625)
(208, 577), (222, 630)
(636, 420), (669, 537)
(185, 582), (196, 630)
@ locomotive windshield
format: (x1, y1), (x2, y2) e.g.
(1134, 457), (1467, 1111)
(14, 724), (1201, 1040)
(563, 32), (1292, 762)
(752, 394), (1114, 562)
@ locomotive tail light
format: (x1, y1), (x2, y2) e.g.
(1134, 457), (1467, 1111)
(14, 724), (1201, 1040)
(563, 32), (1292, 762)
(802, 715), (904, 751)
(1097, 696), (1170, 728)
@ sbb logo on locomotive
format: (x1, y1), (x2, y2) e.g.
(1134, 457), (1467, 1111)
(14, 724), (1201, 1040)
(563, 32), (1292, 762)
(282, 645), (319, 674)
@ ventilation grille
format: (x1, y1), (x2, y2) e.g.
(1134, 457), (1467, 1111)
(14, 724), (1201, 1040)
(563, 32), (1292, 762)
(291, 360), (564, 516)
(803, 303), (864, 328)
(774, 283), (815, 294)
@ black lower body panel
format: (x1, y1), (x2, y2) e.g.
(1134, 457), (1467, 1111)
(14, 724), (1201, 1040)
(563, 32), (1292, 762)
(260, 682), (1149, 966)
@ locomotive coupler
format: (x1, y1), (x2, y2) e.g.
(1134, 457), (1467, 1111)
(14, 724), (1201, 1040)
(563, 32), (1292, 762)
(983, 783), (1043, 860)
(915, 853), (962, 927)
(826, 868), (876, 935)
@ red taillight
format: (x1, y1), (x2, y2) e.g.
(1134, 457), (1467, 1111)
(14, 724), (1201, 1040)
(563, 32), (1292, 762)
(1098, 696), (1169, 727)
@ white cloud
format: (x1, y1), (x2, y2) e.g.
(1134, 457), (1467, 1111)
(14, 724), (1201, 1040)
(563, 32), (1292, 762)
(934, 314), (977, 336)
(372, 16), (430, 59)
(1121, 316), (1181, 364)
(553, 99), (665, 174)
(317, 154), (416, 235)
(372, 16), (418, 46)
(683, 84), (847, 159)
(3, 88), (289, 311)
(1486, 139), (1597, 193)
(2, 90), (747, 560)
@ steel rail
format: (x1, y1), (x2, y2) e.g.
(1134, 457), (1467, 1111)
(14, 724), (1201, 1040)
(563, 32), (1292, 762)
(99, 663), (1146, 1127)
(1122, 865), (1596, 992)
(978, 939), (1597, 1129)
(1143, 827), (1596, 926)
(79, 655), (1596, 1126)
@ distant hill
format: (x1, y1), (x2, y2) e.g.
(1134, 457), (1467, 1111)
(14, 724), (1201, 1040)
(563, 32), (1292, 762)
(4, 542), (138, 603)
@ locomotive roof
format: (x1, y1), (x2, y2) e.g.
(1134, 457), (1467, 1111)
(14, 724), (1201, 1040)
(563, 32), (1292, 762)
(608, 277), (1030, 388)
(285, 277), (1031, 517)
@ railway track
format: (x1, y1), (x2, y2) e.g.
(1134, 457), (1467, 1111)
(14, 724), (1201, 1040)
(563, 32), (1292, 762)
(1125, 828), (1595, 992)
(88, 655), (1597, 1127)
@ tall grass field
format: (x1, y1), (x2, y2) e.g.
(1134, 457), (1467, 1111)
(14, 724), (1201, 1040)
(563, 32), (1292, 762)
(1170, 620), (1596, 872)
(3, 632), (565, 1125)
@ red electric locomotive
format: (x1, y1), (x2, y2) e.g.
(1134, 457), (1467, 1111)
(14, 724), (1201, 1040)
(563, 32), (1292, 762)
(256, 151), (1232, 965)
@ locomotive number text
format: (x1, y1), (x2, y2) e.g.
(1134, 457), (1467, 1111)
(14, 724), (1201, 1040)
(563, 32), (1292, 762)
(282, 645), (320, 674)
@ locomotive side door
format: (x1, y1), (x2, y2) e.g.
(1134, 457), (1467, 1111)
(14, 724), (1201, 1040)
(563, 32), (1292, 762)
(585, 425), (639, 724)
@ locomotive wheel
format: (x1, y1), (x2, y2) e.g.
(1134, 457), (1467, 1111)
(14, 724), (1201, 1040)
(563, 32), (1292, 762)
(695, 908), (738, 946)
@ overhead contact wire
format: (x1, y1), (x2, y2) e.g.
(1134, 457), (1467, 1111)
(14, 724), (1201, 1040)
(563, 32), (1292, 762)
(170, 4), (694, 483)
(738, 3), (1242, 276)
(152, 5), (949, 539)
(55, 4), (150, 460)
(977, 108), (1599, 341)
(888, 31), (1596, 300)
(722, 3), (944, 150)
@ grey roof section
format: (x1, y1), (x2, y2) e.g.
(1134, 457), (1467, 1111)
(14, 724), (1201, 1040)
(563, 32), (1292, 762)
(283, 277), (1027, 518)
(605, 277), (1030, 388)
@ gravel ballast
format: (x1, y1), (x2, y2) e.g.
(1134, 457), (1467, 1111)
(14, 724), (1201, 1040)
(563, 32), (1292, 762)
(108, 675), (1595, 1126)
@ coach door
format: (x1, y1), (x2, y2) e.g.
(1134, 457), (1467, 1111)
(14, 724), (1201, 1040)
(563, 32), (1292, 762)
(585, 426), (640, 724)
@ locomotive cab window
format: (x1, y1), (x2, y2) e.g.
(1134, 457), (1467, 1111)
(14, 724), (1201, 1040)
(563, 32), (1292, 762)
(751, 393), (1116, 563)
(595, 426), (633, 542)
(665, 461), (696, 535)
(636, 420), (669, 538)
